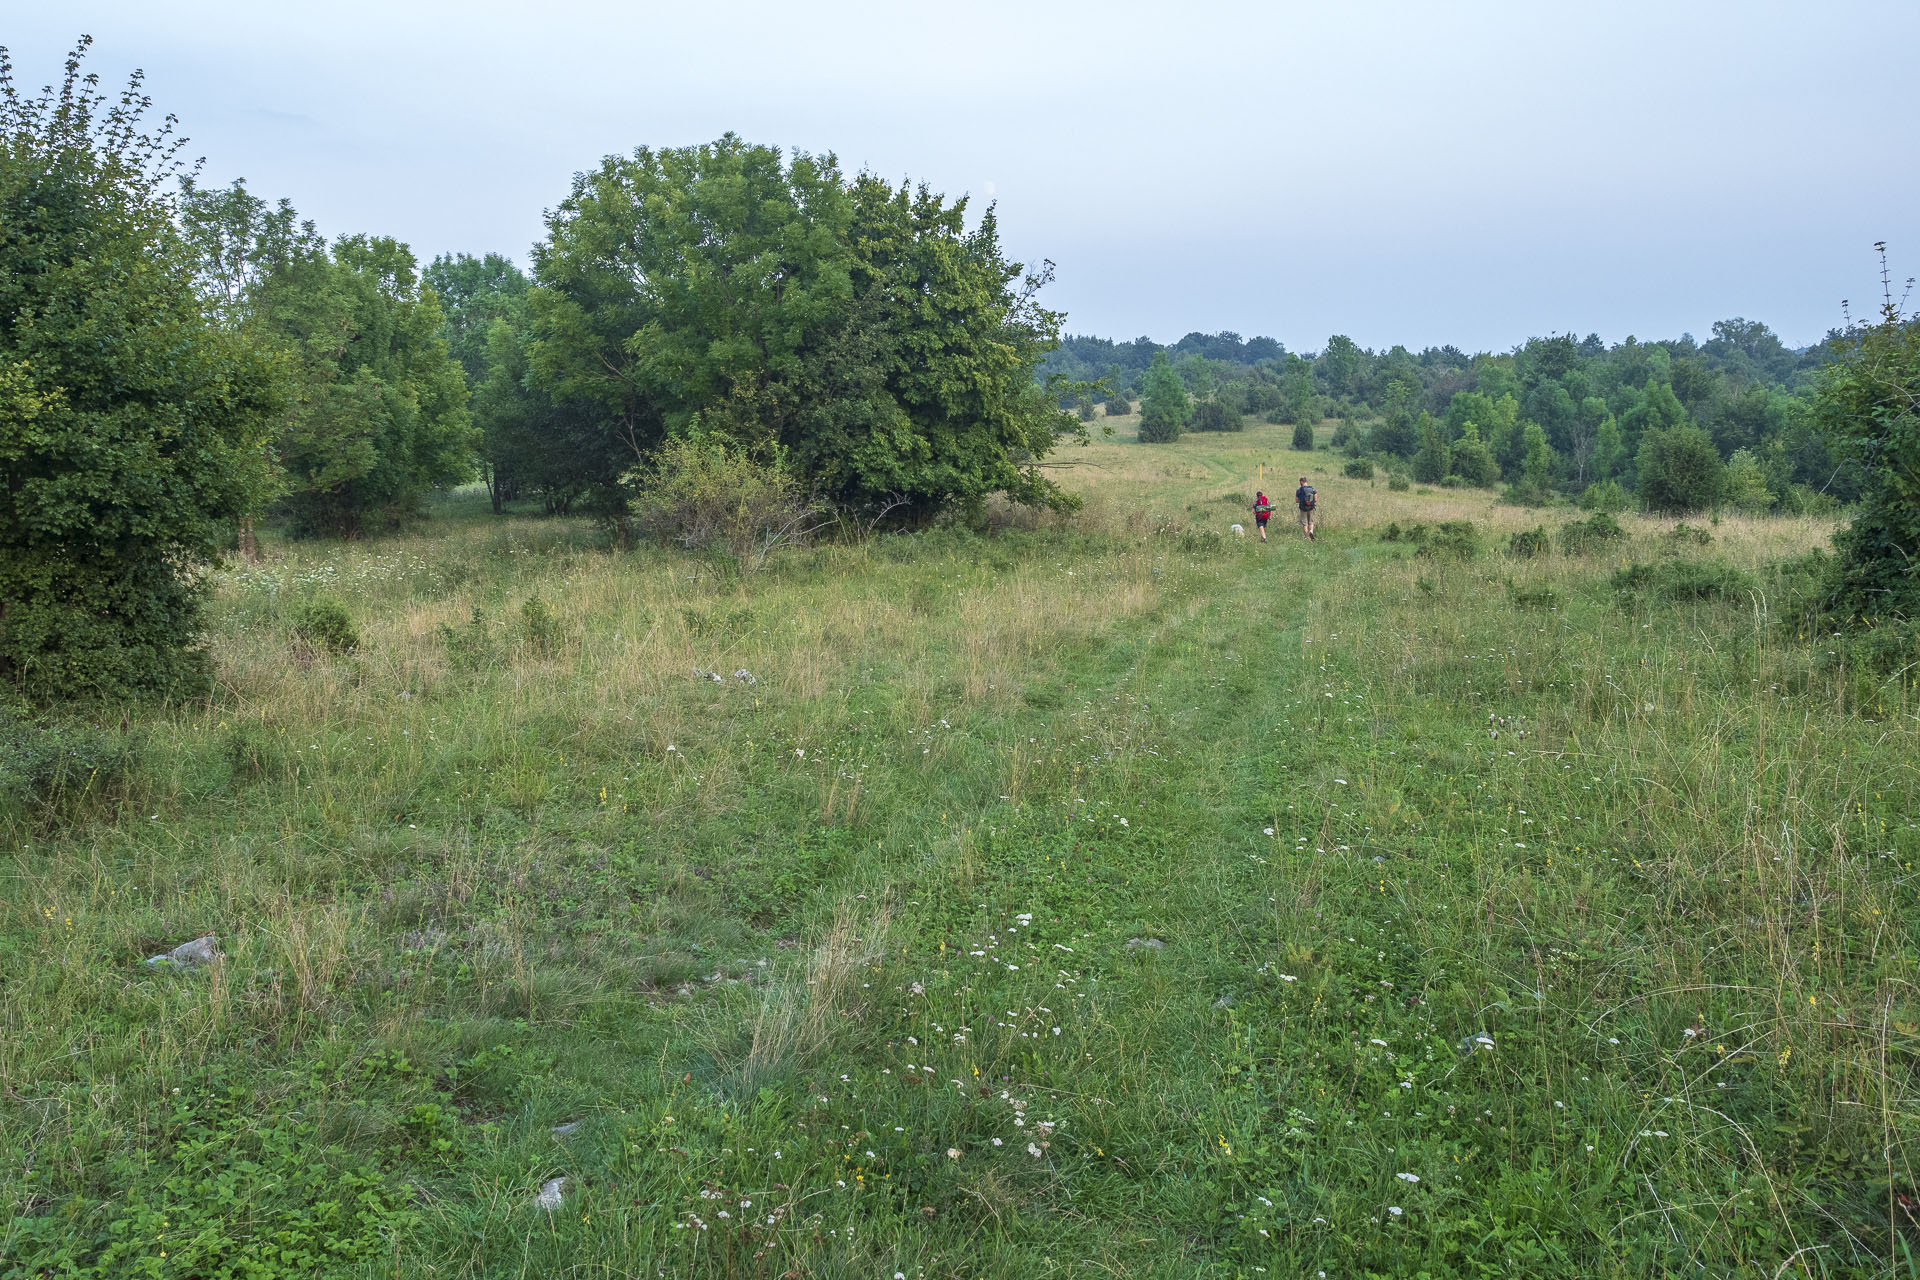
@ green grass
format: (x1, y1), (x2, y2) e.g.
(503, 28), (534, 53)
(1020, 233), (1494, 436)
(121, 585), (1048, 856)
(3, 441), (1917, 1278)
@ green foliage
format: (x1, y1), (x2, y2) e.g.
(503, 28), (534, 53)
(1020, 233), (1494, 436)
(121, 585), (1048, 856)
(529, 136), (1081, 516)
(435, 606), (496, 671)
(290, 596), (358, 655)
(1448, 422), (1500, 487)
(1721, 447), (1775, 510)
(1577, 479), (1628, 513)
(0, 43), (282, 703)
(1666, 522), (1713, 547)
(264, 236), (475, 535)
(519, 597), (563, 656)
(1807, 266), (1920, 620)
(1189, 398), (1243, 432)
(6, 1078), (415, 1277)
(1635, 424), (1725, 513)
(1137, 351), (1191, 443)
(1382, 520), (1479, 557)
(1507, 526), (1550, 558)
(1343, 456), (1375, 480)
(1410, 411), (1449, 482)
(1612, 558), (1754, 603)
(0, 712), (140, 825)
(1386, 471), (1410, 491)
(1291, 421), (1316, 450)
(1104, 395), (1131, 416)
(627, 436), (823, 571)
(1558, 512), (1626, 554)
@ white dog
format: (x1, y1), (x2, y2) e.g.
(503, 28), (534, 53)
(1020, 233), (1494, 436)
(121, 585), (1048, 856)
(1230, 523), (1245, 537)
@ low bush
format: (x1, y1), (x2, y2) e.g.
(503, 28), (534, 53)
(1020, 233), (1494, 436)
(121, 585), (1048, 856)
(1559, 513), (1625, 555)
(291, 596), (358, 655)
(1293, 422), (1316, 450)
(1343, 456), (1374, 480)
(1382, 521), (1479, 558)
(1190, 400), (1244, 432)
(1666, 522), (1713, 547)
(628, 437), (824, 572)
(0, 713), (141, 824)
(1387, 472), (1410, 492)
(519, 597), (563, 656)
(1578, 479), (1629, 513)
(1104, 397), (1131, 416)
(1507, 526), (1550, 558)
(1612, 559), (1754, 603)
(1508, 583), (1560, 610)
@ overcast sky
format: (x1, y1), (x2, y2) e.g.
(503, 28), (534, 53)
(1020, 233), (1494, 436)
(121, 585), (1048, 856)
(10, 1), (1918, 353)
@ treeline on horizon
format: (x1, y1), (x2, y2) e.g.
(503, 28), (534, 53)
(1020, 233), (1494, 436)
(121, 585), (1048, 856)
(1045, 323), (1855, 515)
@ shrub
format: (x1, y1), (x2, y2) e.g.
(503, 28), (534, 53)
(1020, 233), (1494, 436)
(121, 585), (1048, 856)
(1559, 513), (1625, 555)
(1508, 583), (1560, 610)
(436, 606), (494, 671)
(628, 437), (824, 571)
(1383, 521), (1479, 558)
(1105, 396), (1131, 416)
(1190, 399), (1244, 432)
(1450, 436), (1500, 488)
(520, 597), (563, 656)
(0, 713), (141, 824)
(1722, 448), (1775, 511)
(1507, 526), (1550, 558)
(0, 46), (282, 704)
(1387, 472), (1410, 492)
(1293, 421), (1317, 450)
(1611, 559), (1754, 603)
(1328, 420), (1354, 450)
(1343, 456), (1375, 480)
(1808, 282), (1920, 621)
(1578, 480), (1628, 513)
(291, 597), (358, 654)
(1636, 424), (1726, 513)
(1666, 522), (1713, 547)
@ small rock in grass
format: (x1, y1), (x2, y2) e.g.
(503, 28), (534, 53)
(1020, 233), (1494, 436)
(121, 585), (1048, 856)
(551, 1121), (582, 1137)
(733, 669), (757, 685)
(146, 935), (220, 968)
(1124, 937), (1166, 953)
(1213, 994), (1234, 1009)
(534, 1176), (567, 1210)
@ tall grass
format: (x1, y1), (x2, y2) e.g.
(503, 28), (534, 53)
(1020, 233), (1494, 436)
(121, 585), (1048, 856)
(2, 437), (1911, 1278)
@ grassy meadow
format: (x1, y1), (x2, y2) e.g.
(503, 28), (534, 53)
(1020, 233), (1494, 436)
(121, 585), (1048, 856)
(4, 416), (1917, 1279)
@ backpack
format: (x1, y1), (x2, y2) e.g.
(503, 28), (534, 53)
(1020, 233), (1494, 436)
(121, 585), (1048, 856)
(1298, 485), (1316, 510)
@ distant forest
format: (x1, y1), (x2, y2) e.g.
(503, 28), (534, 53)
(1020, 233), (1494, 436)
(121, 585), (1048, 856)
(1044, 322), (1854, 512)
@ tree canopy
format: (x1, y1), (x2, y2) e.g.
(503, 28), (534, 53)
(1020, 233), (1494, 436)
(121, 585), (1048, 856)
(1, 40), (281, 701)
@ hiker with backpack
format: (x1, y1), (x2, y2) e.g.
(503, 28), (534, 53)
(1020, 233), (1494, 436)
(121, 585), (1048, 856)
(1252, 490), (1275, 542)
(1295, 476), (1317, 541)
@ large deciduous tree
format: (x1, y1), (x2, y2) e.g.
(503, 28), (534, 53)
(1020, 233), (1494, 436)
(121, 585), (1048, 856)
(526, 135), (1082, 520)
(0, 40), (281, 702)
(1136, 351), (1191, 443)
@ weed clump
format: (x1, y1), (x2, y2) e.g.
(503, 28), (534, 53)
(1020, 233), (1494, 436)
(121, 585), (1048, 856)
(1386, 472), (1410, 492)
(1507, 582), (1560, 610)
(1558, 513), (1625, 555)
(1343, 456), (1374, 480)
(291, 596), (358, 655)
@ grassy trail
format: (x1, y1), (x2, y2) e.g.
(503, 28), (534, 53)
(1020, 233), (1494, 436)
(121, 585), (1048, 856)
(4, 458), (1915, 1278)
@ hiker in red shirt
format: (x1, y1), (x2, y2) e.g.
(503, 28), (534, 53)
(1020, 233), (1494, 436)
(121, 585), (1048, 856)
(1252, 491), (1275, 542)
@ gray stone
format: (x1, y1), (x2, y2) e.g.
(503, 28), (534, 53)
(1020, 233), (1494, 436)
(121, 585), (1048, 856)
(146, 935), (219, 968)
(534, 1176), (566, 1209)
(1124, 937), (1166, 953)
